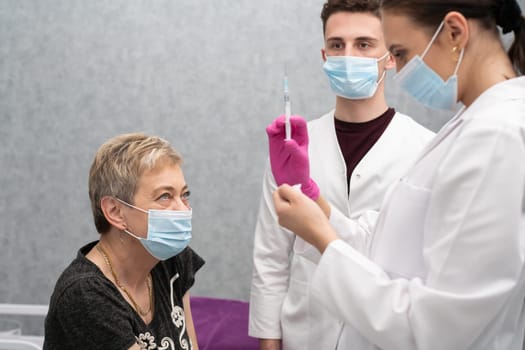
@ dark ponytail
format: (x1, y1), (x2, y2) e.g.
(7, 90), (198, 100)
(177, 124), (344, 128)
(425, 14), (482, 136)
(506, 16), (525, 74)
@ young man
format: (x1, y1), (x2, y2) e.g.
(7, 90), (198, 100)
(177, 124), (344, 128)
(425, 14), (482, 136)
(249, 1), (434, 350)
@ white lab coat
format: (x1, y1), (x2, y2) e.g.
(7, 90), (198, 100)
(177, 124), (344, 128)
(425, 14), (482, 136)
(302, 77), (525, 350)
(249, 110), (434, 350)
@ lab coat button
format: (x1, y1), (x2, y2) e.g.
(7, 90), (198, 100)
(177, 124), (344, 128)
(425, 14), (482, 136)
(355, 174), (361, 179)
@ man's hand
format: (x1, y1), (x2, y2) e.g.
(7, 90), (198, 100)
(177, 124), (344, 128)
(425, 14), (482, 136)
(266, 115), (320, 200)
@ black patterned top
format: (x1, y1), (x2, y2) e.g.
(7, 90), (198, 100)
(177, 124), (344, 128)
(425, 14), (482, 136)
(44, 241), (205, 350)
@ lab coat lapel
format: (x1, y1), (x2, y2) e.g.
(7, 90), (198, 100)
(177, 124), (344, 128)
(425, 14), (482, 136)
(411, 76), (525, 165)
(411, 108), (465, 166)
(308, 110), (349, 214)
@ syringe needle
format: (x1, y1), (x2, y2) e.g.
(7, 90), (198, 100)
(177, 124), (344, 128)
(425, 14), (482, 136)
(284, 66), (291, 140)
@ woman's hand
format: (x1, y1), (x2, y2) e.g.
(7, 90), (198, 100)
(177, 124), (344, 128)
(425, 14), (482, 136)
(272, 184), (339, 253)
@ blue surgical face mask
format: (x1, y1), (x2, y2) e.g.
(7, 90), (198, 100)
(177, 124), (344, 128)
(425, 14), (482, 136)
(393, 21), (464, 111)
(116, 198), (192, 260)
(323, 52), (389, 100)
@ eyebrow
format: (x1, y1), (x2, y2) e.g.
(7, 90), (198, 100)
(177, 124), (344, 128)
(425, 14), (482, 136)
(326, 36), (378, 42)
(326, 37), (343, 43)
(355, 36), (378, 42)
(388, 44), (402, 52)
(151, 184), (189, 196)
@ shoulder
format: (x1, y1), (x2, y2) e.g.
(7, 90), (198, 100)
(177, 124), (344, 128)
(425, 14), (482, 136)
(388, 111), (435, 142)
(45, 257), (137, 350)
(307, 110), (334, 128)
(454, 79), (525, 157)
(465, 78), (525, 132)
(46, 258), (134, 338)
(392, 111), (435, 134)
(50, 244), (100, 295)
(48, 242), (127, 311)
(49, 257), (114, 308)
(307, 110), (335, 137)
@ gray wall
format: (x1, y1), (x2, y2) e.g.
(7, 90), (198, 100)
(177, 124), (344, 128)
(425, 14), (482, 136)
(2, 0), (521, 311)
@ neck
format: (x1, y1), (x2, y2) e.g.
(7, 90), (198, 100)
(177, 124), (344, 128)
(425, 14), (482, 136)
(98, 230), (156, 289)
(334, 89), (389, 122)
(459, 28), (517, 107)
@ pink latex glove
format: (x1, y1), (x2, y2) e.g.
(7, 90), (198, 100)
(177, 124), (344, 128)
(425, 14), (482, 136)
(266, 115), (320, 200)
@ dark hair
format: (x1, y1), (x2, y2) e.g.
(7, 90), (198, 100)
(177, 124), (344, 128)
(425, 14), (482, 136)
(381, 0), (525, 74)
(321, 0), (382, 35)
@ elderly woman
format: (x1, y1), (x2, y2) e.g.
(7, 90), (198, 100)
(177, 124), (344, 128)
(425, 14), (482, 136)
(44, 133), (204, 350)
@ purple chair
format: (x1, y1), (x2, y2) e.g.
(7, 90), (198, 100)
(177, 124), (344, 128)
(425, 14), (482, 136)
(190, 296), (259, 350)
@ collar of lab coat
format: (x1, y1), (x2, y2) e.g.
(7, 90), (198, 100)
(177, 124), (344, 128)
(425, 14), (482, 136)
(413, 76), (525, 166)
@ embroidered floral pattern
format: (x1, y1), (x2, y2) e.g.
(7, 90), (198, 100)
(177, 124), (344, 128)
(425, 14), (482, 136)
(137, 332), (157, 350)
(169, 274), (191, 350)
(134, 273), (191, 350)
(157, 337), (176, 350)
(171, 306), (185, 328)
(137, 333), (178, 350)
(171, 306), (189, 349)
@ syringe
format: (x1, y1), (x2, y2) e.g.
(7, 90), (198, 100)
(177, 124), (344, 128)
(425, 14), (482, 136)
(284, 68), (291, 140)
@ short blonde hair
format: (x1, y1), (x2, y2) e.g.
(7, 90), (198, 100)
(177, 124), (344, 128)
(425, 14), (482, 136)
(88, 133), (182, 233)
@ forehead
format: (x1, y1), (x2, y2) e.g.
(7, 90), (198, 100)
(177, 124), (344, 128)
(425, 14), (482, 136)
(136, 161), (185, 193)
(325, 11), (383, 41)
(381, 12), (431, 51)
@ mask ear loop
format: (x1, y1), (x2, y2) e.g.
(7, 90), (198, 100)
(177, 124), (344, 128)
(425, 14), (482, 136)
(421, 21), (446, 59)
(123, 228), (144, 241)
(114, 197), (149, 240)
(115, 197), (149, 214)
(377, 51), (390, 62)
(376, 70), (387, 85)
(376, 51), (391, 84)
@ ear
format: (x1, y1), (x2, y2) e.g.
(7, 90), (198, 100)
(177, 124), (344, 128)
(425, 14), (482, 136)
(443, 11), (469, 51)
(100, 196), (127, 231)
(321, 48), (327, 62)
(384, 52), (396, 70)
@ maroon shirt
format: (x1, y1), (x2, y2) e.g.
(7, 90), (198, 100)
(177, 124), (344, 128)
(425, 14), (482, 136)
(334, 108), (395, 188)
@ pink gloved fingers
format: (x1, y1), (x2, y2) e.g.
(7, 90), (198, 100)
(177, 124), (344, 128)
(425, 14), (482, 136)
(282, 137), (301, 153)
(266, 115), (307, 142)
(266, 115), (286, 138)
(267, 114), (312, 188)
(301, 179), (320, 201)
(289, 115), (309, 147)
(270, 139), (307, 186)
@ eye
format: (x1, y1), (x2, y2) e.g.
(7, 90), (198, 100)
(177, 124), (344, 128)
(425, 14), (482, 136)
(391, 49), (402, 58)
(357, 41), (371, 50)
(391, 49), (407, 68)
(328, 41), (344, 50)
(157, 192), (172, 201)
(181, 190), (191, 204)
